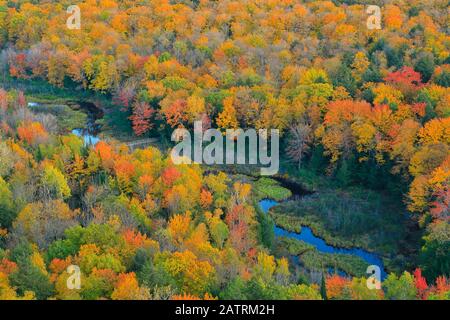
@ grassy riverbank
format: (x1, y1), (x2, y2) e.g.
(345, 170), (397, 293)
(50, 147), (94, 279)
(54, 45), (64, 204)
(250, 169), (421, 274)
(0, 76), (136, 141)
(269, 187), (418, 260)
(274, 237), (370, 278)
(29, 103), (87, 132)
(251, 176), (398, 276)
(254, 178), (292, 201)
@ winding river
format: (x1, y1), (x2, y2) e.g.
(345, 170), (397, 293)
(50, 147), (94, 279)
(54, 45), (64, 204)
(259, 199), (387, 280)
(28, 101), (102, 146)
(69, 101), (103, 146)
(28, 100), (387, 280)
(71, 128), (100, 146)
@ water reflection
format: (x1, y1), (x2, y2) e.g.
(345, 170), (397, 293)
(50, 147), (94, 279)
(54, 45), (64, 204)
(71, 128), (100, 146)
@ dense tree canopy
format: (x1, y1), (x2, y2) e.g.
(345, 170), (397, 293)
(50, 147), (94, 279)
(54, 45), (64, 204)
(0, 0), (448, 300)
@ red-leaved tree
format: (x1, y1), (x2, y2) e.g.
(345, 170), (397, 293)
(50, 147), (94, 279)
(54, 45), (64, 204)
(129, 101), (155, 136)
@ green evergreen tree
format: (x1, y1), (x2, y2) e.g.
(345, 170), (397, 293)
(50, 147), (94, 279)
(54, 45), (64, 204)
(320, 271), (328, 300)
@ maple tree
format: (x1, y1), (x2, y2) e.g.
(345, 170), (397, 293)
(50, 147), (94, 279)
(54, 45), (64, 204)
(17, 122), (48, 145)
(129, 101), (155, 136)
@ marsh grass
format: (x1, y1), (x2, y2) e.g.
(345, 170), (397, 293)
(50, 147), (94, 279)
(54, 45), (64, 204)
(29, 104), (87, 132)
(275, 237), (369, 277)
(254, 177), (292, 201)
(270, 188), (410, 256)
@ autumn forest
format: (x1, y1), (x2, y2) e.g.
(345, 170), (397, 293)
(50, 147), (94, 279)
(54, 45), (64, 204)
(0, 0), (449, 301)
